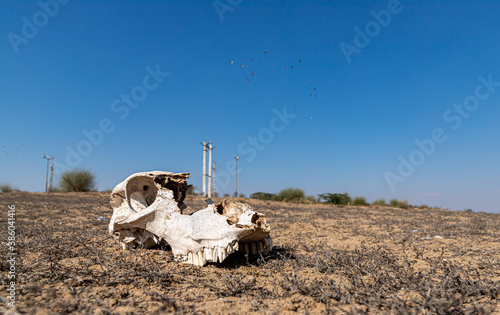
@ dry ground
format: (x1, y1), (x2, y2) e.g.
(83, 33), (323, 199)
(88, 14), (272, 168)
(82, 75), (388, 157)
(1, 191), (499, 314)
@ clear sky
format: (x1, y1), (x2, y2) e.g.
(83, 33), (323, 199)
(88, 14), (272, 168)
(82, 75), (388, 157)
(1, 0), (499, 213)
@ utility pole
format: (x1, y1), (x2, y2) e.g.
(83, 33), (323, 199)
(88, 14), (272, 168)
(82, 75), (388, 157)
(42, 154), (54, 193)
(234, 155), (239, 197)
(207, 142), (213, 198)
(201, 141), (207, 197)
(48, 163), (54, 192)
(212, 161), (216, 197)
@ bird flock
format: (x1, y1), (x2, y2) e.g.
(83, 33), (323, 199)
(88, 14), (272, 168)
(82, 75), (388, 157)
(230, 50), (318, 98)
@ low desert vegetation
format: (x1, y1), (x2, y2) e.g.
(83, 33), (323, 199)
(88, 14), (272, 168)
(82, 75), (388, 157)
(58, 169), (97, 192)
(251, 188), (316, 203)
(251, 192), (280, 201)
(372, 198), (387, 206)
(0, 183), (18, 192)
(251, 191), (415, 208)
(351, 196), (369, 206)
(318, 192), (352, 205)
(389, 198), (409, 209)
(278, 188), (305, 202)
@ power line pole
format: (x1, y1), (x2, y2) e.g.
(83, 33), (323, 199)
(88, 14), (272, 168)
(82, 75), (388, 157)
(42, 154), (54, 193)
(212, 161), (216, 197)
(234, 155), (239, 197)
(207, 142), (213, 198)
(201, 141), (207, 197)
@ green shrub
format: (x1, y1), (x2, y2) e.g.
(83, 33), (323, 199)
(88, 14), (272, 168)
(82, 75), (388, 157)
(352, 196), (369, 206)
(389, 198), (409, 209)
(305, 196), (317, 203)
(389, 199), (400, 207)
(319, 193), (351, 205)
(278, 188), (305, 202)
(1, 184), (18, 193)
(49, 186), (62, 193)
(372, 199), (386, 206)
(59, 169), (97, 192)
(251, 192), (281, 201)
(398, 199), (409, 209)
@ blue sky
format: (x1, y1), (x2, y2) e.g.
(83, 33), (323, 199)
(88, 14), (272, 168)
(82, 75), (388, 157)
(1, 0), (499, 213)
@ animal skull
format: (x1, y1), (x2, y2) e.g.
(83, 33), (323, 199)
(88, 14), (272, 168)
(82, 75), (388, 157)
(109, 171), (272, 266)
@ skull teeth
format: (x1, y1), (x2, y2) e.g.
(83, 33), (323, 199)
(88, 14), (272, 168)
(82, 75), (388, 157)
(239, 237), (273, 255)
(179, 241), (241, 266)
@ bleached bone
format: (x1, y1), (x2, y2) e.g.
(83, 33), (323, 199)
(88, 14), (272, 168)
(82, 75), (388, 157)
(109, 171), (272, 266)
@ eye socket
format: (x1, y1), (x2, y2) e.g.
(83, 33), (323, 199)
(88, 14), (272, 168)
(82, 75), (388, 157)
(143, 185), (148, 191)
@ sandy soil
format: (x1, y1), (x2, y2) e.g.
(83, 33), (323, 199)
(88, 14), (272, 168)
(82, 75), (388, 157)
(1, 191), (499, 314)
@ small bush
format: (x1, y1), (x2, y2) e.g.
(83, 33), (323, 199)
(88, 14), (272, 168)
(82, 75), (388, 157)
(1, 184), (18, 193)
(372, 199), (386, 206)
(278, 188), (305, 202)
(223, 193), (230, 198)
(319, 193), (351, 205)
(59, 169), (96, 192)
(389, 198), (409, 209)
(352, 196), (369, 206)
(399, 199), (409, 209)
(49, 186), (62, 193)
(251, 192), (280, 201)
(305, 196), (317, 203)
